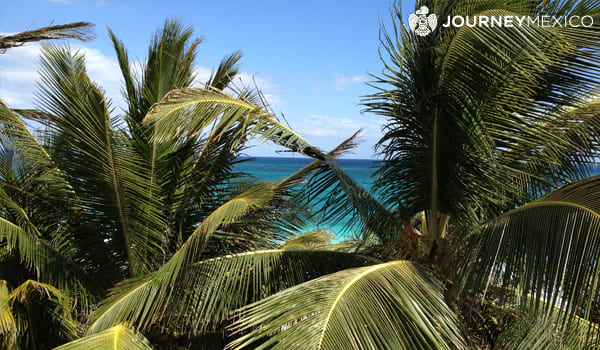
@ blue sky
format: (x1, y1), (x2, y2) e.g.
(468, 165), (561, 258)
(0, 0), (414, 158)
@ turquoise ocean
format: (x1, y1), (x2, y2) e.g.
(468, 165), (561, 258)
(235, 157), (380, 239)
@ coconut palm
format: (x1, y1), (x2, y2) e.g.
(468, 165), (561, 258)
(0, 18), (367, 348)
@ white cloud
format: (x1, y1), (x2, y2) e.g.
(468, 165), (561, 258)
(285, 115), (384, 158)
(0, 43), (125, 110)
(0, 44), (288, 123)
(0, 89), (31, 109)
(0, 43), (43, 66)
(193, 66), (213, 85)
(333, 73), (367, 91)
(292, 114), (384, 141)
(1, 66), (39, 90)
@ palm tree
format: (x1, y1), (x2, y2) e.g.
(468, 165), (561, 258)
(0, 18), (363, 348)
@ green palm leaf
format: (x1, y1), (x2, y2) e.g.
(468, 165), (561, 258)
(88, 182), (276, 333)
(301, 155), (399, 243)
(207, 50), (242, 90)
(496, 312), (599, 350)
(461, 175), (600, 341)
(109, 20), (249, 258)
(0, 280), (17, 348)
(53, 324), (153, 350)
(0, 194), (87, 293)
(89, 248), (372, 335)
(36, 44), (165, 277)
(168, 250), (374, 333)
(0, 101), (75, 204)
(9, 279), (79, 347)
(228, 260), (465, 350)
(278, 230), (333, 250)
(143, 87), (322, 157)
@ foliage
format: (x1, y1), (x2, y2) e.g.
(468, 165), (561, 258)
(2, 1), (600, 349)
(228, 261), (465, 350)
(53, 324), (153, 350)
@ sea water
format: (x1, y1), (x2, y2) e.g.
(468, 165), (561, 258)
(235, 156), (380, 239)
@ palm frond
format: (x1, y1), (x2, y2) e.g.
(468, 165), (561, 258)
(9, 279), (62, 303)
(9, 279), (79, 347)
(89, 248), (372, 335)
(207, 51), (243, 90)
(228, 260), (465, 350)
(170, 250), (374, 333)
(0, 101), (72, 197)
(88, 182), (276, 333)
(0, 22), (94, 51)
(496, 311), (599, 350)
(53, 324), (153, 350)
(460, 175), (600, 343)
(279, 230), (333, 250)
(36, 44), (165, 277)
(270, 130), (399, 244)
(143, 87), (323, 157)
(0, 204), (88, 294)
(303, 156), (399, 243)
(0, 280), (17, 348)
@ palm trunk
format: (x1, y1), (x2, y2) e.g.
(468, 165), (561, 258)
(429, 111), (440, 239)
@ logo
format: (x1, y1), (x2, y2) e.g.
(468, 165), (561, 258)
(409, 6), (438, 37)
(441, 15), (593, 28)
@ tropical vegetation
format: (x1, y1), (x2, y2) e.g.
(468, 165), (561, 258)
(2, 0), (600, 349)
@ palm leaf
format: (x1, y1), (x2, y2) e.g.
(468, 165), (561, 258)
(89, 247), (371, 336)
(9, 279), (63, 303)
(9, 279), (79, 347)
(279, 230), (333, 250)
(53, 324), (153, 350)
(496, 312), (599, 350)
(460, 175), (600, 343)
(165, 249), (374, 333)
(207, 51), (242, 90)
(0, 101), (75, 202)
(109, 20), (249, 257)
(301, 155), (399, 243)
(0, 22), (94, 51)
(88, 127), (377, 334)
(0, 280), (17, 348)
(143, 87), (322, 157)
(88, 182), (276, 333)
(36, 44), (165, 277)
(0, 202), (89, 295)
(144, 86), (398, 245)
(228, 260), (465, 350)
